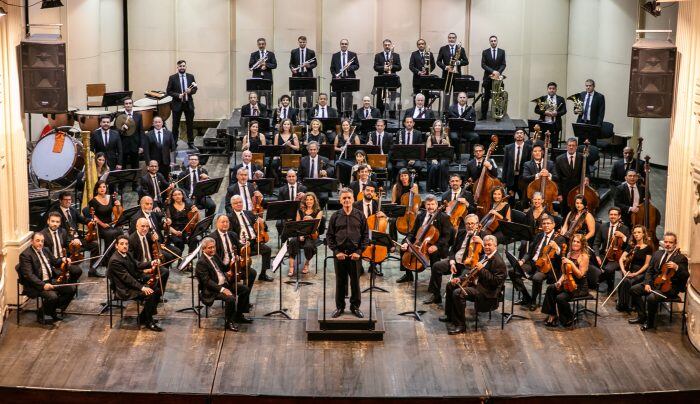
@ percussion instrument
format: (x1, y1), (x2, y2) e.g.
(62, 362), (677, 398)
(76, 109), (110, 132)
(134, 96), (173, 122)
(114, 111), (136, 136)
(30, 130), (85, 186)
(44, 107), (77, 128)
(117, 105), (155, 130)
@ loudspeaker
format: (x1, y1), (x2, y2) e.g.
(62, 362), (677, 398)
(18, 39), (67, 114)
(627, 39), (676, 118)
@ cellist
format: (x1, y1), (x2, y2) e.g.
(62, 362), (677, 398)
(591, 207), (629, 293)
(353, 182), (385, 276)
(466, 143), (498, 183)
(520, 144), (557, 208)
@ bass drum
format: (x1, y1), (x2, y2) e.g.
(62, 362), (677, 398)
(30, 131), (85, 187)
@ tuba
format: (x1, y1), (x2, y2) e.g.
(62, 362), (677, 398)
(490, 74), (508, 120)
(567, 94), (583, 115)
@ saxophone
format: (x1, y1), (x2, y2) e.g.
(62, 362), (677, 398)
(490, 74), (508, 120)
(567, 94), (583, 115)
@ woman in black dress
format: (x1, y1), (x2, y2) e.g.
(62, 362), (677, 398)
(165, 188), (198, 251)
(303, 119), (327, 147)
(334, 119), (361, 185)
(616, 225), (652, 312)
(518, 191), (551, 258)
(288, 192), (323, 276)
(87, 180), (122, 253)
(426, 120), (451, 192)
(560, 194), (596, 242)
(484, 186), (511, 244)
(242, 121), (266, 153)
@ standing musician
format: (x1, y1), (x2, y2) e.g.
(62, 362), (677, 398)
(276, 169), (307, 236)
(87, 180), (123, 258)
(19, 232), (77, 325)
(143, 116), (174, 177)
(394, 116), (425, 181)
(117, 97), (143, 175)
(179, 154), (216, 217)
(208, 214), (256, 289)
(425, 119), (450, 192)
(554, 137), (585, 218)
(273, 94), (298, 125)
(408, 38), (436, 96)
(615, 225), (652, 312)
(437, 33), (468, 79)
(446, 92), (479, 159)
(91, 115), (122, 170)
(128, 217), (171, 291)
(107, 235), (163, 331)
(441, 174), (475, 216)
(534, 82), (566, 139)
(403, 93), (435, 120)
(129, 197), (182, 267)
(502, 129), (532, 203)
(41, 212), (83, 282)
(592, 207), (630, 293)
(576, 79), (605, 126)
(373, 39), (402, 116)
(334, 119), (359, 184)
(304, 119), (328, 146)
(166, 60), (198, 149)
(241, 120), (266, 153)
(390, 168), (419, 263)
(224, 167), (259, 215)
(483, 186), (511, 244)
(442, 235), (506, 334)
(353, 96), (382, 123)
(288, 192), (323, 276)
(196, 237), (252, 332)
(614, 169), (644, 228)
(228, 195), (273, 282)
(326, 188), (369, 318)
(480, 35), (507, 120)
(611, 147), (645, 186)
(241, 92), (268, 120)
(560, 195), (596, 242)
(50, 191), (100, 270)
(165, 188), (198, 251)
(541, 233), (590, 328)
(466, 144), (499, 183)
(367, 119), (394, 177)
(330, 39), (360, 111)
(249, 37), (277, 81)
(428, 214), (485, 305)
(289, 35), (317, 77)
(629, 232), (688, 331)
(138, 160), (171, 210)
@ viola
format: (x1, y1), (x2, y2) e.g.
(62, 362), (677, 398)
(235, 232), (253, 277)
(252, 191), (269, 243)
(631, 156), (660, 249)
(401, 206), (444, 272)
(560, 253), (578, 293)
(183, 207), (199, 235)
(566, 139), (600, 213)
(603, 225), (625, 262)
(147, 232), (164, 288)
(562, 209), (588, 240)
(55, 248), (70, 284)
(653, 248), (680, 293)
(67, 229), (84, 262)
(396, 171), (421, 235)
(462, 225), (484, 268)
(526, 130), (558, 212)
(535, 232), (563, 275)
(445, 182), (470, 230)
(85, 207), (98, 243)
(460, 256), (490, 289)
(362, 189), (389, 263)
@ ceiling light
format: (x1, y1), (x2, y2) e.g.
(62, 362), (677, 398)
(41, 0), (64, 9)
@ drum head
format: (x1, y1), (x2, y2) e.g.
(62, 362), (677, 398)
(133, 98), (158, 107)
(31, 133), (78, 182)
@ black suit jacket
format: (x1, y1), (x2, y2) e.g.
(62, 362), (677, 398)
(521, 159), (558, 184)
(48, 205), (88, 233)
(115, 110), (144, 150)
(610, 158), (645, 185)
(207, 230), (242, 263)
(501, 142), (533, 187)
(448, 228), (487, 261)
(534, 95), (567, 131)
(289, 48), (317, 77)
(521, 231), (566, 265)
(473, 253), (507, 301)
(178, 166), (210, 197)
(249, 50), (277, 80)
(143, 128), (173, 167)
(447, 104), (476, 120)
(107, 252), (150, 300)
(166, 72), (197, 112)
(241, 103), (268, 119)
(273, 106), (298, 125)
(278, 183), (307, 201)
(614, 183), (645, 225)
(90, 128), (123, 168)
(406, 210), (452, 258)
(228, 210), (264, 241)
(592, 221), (630, 257)
(40, 227), (71, 258)
(330, 51), (359, 78)
(436, 44), (469, 77)
(466, 158), (498, 182)
(18, 247), (61, 296)
(353, 107), (381, 121)
(403, 107), (435, 120)
(300, 155), (334, 179)
(367, 132), (393, 155)
(352, 199), (380, 218)
(138, 172), (169, 203)
(230, 163), (260, 185)
(644, 250), (689, 294)
(309, 105), (339, 119)
(395, 129), (424, 145)
(440, 188), (476, 215)
(224, 182), (257, 214)
(408, 50), (436, 80)
(129, 210), (164, 240)
(481, 48), (506, 80)
(554, 153), (585, 194)
(128, 231), (157, 265)
(373, 51), (402, 74)
(576, 91), (605, 126)
(349, 180), (377, 198)
(196, 254), (230, 305)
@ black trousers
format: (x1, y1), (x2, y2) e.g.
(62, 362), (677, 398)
(334, 256), (361, 310)
(289, 237), (317, 260)
(598, 260), (620, 292)
(122, 136), (141, 172)
(37, 284), (76, 317)
(66, 264), (83, 282)
(250, 240), (272, 275)
(444, 281), (479, 327)
(196, 196), (216, 217)
(541, 284), (588, 324)
(216, 282), (250, 322)
(450, 130), (479, 159)
(172, 105), (195, 143)
(629, 283), (677, 326)
(508, 261), (554, 304)
(427, 159), (449, 191)
(429, 259), (463, 300)
(138, 286), (162, 323)
(617, 274), (644, 311)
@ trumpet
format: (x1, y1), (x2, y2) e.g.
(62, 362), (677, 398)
(292, 57), (316, 74)
(336, 56), (356, 78)
(250, 54), (268, 71)
(567, 94), (583, 115)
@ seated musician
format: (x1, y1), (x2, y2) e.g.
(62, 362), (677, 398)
(523, 192), (552, 233)
(41, 212), (83, 282)
(304, 119), (328, 146)
(390, 168), (419, 257)
(224, 167), (259, 214)
(273, 94), (298, 125)
(512, 214), (565, 311)
(276, 169), (307, 235)
(560, 194), (596, 242)
(334, 119), (361, 184)
(366, 119), (393, 156)
(541, 233), (590, 328)
(610, 147), (644, 187)
(399, 194), (452, 284)
(349, 164), (375, 197)
(629, 232), (689, 331)
(228, 195), (273, 282)
(165, 188), (198, 251)
(616, 225), (652, 312)
(429, 214), (485, 305)
(50, 191), (100, 272)
(484, 186), (511, 244)
(240, 91), (267, 122)
(614, 169), (644, 228)
(393, 116), (424, 182)
(442, 234), (506, 334)
(425, 119), (450, 192)
(309, 92), (338, 119)
(196, 237), (252, 332)
(178, 154), (216, 217)
(138, 160), (172, 210)
(106, 235), (163, 332)
(520, 143), (558, 206)
(440, 174), (474, 215)
(18, 232), (77, 325)
(352, 182), (384, 276)
(350, 150), (372, 180)
(230, 150), (261, 185)
(288, 192), (323, 276)
(128, 217), (171, 292)
(94, 152), (111, 182)
(466, 143), (498, 183)
(301, 141), (334, 180)
(270, 118), (301, 183)
(129, 196), (182, 269)
(87, 180), (123, 260)
(241, 121), (266, 153)
(403, 93), (435, 120)
(207, 214), (256, 289)
(446, 92), (479, 158)
(353, 96), (381, 122)
(592, 207), (629, 293)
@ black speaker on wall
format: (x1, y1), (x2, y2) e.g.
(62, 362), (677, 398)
(18, 38), (67, 114)
(628, 38), (676, 118)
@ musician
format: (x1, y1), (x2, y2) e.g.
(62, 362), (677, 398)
(480, 35), (507, 120)
(41, 212), (83, 282)
(592, 207), (630, 293)
(390, 168), (419, 250)
(87, 180), (123, 257)
(409, 38), (436, 96)
(128, 217), (171, 291)
(502, 129), (532, 202)
(353, 182), (383, 276)
(334, 118), (360, 156)
(441, 174), (475, 215)
(138, 160), (171, 209)
(241, 92), (268, 120)
(554, 137), (585, 218)
(610, 147), (645, 186)
(309, 93), (338, 119)
(300, 141), (333, 180)
(269, 118), (301, 182)
(273, 94), (298, 125)
(403, 93), (435, 120)
(241, 121), (266, 153)
(428, 214), (484, 305)
(19, 232), (77, 325)
(91, 115), (122, 170)
(393, 116), (424, 181)
(106, 235), (162, 331)
(196, 236), (252, 332)
(208, 214), (256, 289)
(349, 164), (376, 197)
(130, 196), (182, 265)
(400, 194), (452, 284)
(289, 35), (317, 77)
(576, 79), (605, 126)
(511, 214), (565, 311)
(350, 150), (372, 180)
(353, 96), (381, 123)
(521, 144), (558, 191)
(486, 187), (512, 244)
(466, 143), (498, 183)
(614, 169), (644, 227)
(523, 192), (552, 233)
(49, 191), (100, 269)
(231, 151), (260, 185)
(287, 192), (323, 276)
(327, 188), (370, 318)
(166, 60), (198, 149)
(616, 225), (652, 312)
(561, 194), (596, 242)
(437, 33), (468, 79)
(425, 119), (450, 192)
(228, 195), (273, 282)
(447, 92), (479, 158)
(143, 116), (174, 177)
(117, 98), (144, 174)
(443, 235), (506, 334)
(224, 167), (258, 214)
(165, 188), (198, 251)
(276, 169), (307, 236)
(330, 39), (359, 110)
(249, 37), (277, 80)
(373, 39), (402, 115)
(541, 233), (590, 328)
(94, 152), (111, 182)
(534, 82), (566, 138)
(300, 119), (325, 146)
(179, 154), (216, 217)
(367, 119), (393, 156)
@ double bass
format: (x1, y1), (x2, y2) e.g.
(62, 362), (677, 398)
(567, 139), (600, 213)
(473, 135), (503, 217)
(362, 189), (389, 263)
(526, 130), (558, 212)
(396, 171), (421, 235)
(401, 207), (444, 272)
(631, 156), (660, 248)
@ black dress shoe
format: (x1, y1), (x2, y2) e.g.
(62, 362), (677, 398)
(351, 307), (364, 318)
(375, 269), (384, 277)
(438, 316), (451, 323)
(225, 321), (239, 332)
(640, 323), (655, 331)
(396, 273), (414, 283)
(331, 308), (344, 318)
(145, 321), (163, 332)
(544, 318), (559, 327)
(258, 274), (274, 282)
(37, 317), (55, 326)
(448, 325), (466, 335)
(513, 298), (530, 306)
(628, 317), (646, 324)
(235, 315), (253, 324)
(88, 270), (105, 278)
(423, 296), (442, 305)
(528, 303), (539, 312)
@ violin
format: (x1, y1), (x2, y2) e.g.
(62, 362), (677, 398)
(111, 192), (124, 224)
(235, 232), (253, 279)
(401, 206), (444, 272)
(603, 224), (625, 263)
(566, 139), (600, 213)
(621, 245), (638, 272)
(560, 252), (578, 293)
(459, 255), (490, 289)
(85, 207), (98, 243)
(252, 191), (269, 243)
(473, 135), (503, 217)
(67, 229), (84, 262)
(653, 248), (680, 293)
(362, 189), (389, 263)
(462, 225), (484, 268)
(526, 130), (558, 212)
(55, 248), (70, 284)
(534, 232), (562, 275)
(396, 171), (421, 235)
(445, 183), (470, 230)
(631, 156), (660, 249)
(226, 244), (246, 283)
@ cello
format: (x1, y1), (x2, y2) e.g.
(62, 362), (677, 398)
(396, 171), (421, 235)
(473, 135), (503, 217)
(445, 180), (470, 230)
(631, 156), (660, 248)
(401, 206), (444, 272)
(362, 189), (389, 263)
(526, 130), (558, 213)
(567, 139), (600, 213)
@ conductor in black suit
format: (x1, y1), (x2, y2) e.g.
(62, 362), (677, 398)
(91, 115), (122, 170)
(143, 116), (174, 177)
(576, 79), (605, 126)
(249, 37), (277, 81)
(116, 98), (144, 173)
(534, 82), (567, 139)
(289, 35), (317, 77)
(166, 60), (198, 149)
(330, 39), (360, 112)
(373, 39), (402, 116)
(408, 38), (436, 96)
(480, 35), (507, 120)
(436, 33), (468, 79)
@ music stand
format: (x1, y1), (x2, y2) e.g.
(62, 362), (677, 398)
(359, 118), (379, 133)
(264, 241), (292, 319)
(347, 144), (379, 157)
(193, 177), (224, 200)
(373, 74), (401, 90)
(257, 145), (286, 159)
(330, 78), (360, 114)
(572, 123), (601, 144)
(290, 77), (317, 113)
(316, 118), (341, 134)
(362, 231), (393, 295)
(390, 144), (425, 161)
(412, 118), (436, 133)
(104, 168), (140, 196)
(251, 178), (275, 196)
(318, 144), (335, 161)
(282, 219), (320, 291)
(426, 145), (454, 160)
(101, 91), (133, 108)
(96, 239), (119, 314)
(504, 250), (530, 324)
(397, 243), (430, 321)
(416, 75), (444, 91)
(241, 116), (271, 133)
(113, 206), (141, 229)
(452, 78), (480, 97)
(382, 203), (407, 219)
(499, 220), (533, 247)
(188, 215), (215, 247)
(176, 244), (203, 314)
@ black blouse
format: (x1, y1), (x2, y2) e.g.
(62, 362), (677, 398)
(627, 244), (652, 270)
(88, 196), (114, 223)
(167, 202), (194, 231)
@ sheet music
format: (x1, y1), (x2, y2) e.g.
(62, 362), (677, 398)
(271, 241), (288, 273)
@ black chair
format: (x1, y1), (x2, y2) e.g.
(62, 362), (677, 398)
(14, 265), (44, 325)
(106, 277), (141, 329)
(570, 264), (600, 327)
(473, 282), (507, 331)
(196, 277), (227, 329)
(644, 292), (688, 333)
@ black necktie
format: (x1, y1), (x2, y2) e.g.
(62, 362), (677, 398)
(492, 49), (496, 60)
(629, 186), (635, 204)
(290, 185), (295, 200)
(537, 162), (541, 172)
(515, 146), (521, 173)
(569, 155), (574, 170)
(310, 158), (316, 178)
(65, 209), (72, 223)
(239, 212), (251, 239)
(52, 231), (60, 258)
(242, 185), (250, 209)
(364, 109), (369, 118)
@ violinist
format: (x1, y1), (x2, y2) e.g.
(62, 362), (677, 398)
(560, 194), (596, 242)
(615, 225), (652, 312)
(304, 119), (328, 146)
(440, 174), (475, 218)
(399, 195), (452, 284)
(40, 212), (83, 282)
(207, 214), (256, 289)
(521, 144), (558, 207)
(288, 192), (323, 277)
(353, 182), (384, 276)
(49, 192), (100, 268)
(349, 164), (374, 197)
(428, 214), (485, 305)
(554, 137), (584, 218)
(613, 169), (644, 227)
(483, 186), (511, 244)
(442, 235), (506, 335)
(511, 214), (565, 311)
(138, 160), (171, 210)
(466, 144), (498, 183)
(128, 217), (170, 291)
(179, 154), (216, 217)
(87, 180), (123, 258)
(224, 167), (258, 214)
(106, 235), (163, 332)
(241, 120), (266, 153)
(425, 119), (450, 192)
(629, 232), (688, 331)
(129, 196), (182, 267)
(165, 188), (198, 251)
(228, 195), (273, 283)
(592, 207), (629, 293)
(541, 233), (590, 328)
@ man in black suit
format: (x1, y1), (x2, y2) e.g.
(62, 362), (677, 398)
(610, 147), (645, 186)
(19, 232), (77, 325)
(440, 174), (475, 214)
(373, 39), (402, 116)
(309, 93), (339, 119)
(166, 60), (198, 149)
(272, 94), (298, 124)
(179, 154), (216, 217)
(614, 169), (644, 227)
(330, 39), (360, 112)
(300, 141), (334, 179)
(408, 38), (436, 96)
(403, 93), (435, 120)
(249, 37), (277, 81)
(196, 236), (252, 332)
(592, 207), (630, 292)
(629, 232), (689, 331)
(116, 98), (144, 174)
(393, 116), (424, 179)
(352, 182), (383, 276)
(466, 143), (499, 183)
(534, 82), (567, 140)
(436, 33), (468, 79)
(129, 196), (169, 240)
(230, 150), (261, 186)
(138, 160), (171, 209)
(520, 144), (558, 201)
(554, 137), (585, 217)
(289, 35), (317, 77)
(240, 91), (268, 122)
(576, 79), (605, 126)
(107, 235), (163, 331)
(367, 119), (393, 177)
(41, 212), (83, 282)
(350, 169), (378, 211)
(480, 35), (507, 120)
(446, 92), (479, 159)
(353, 96), (381, 124)
(48, 191), (100, 270)
(276, 169), (307, 236)
(143, 116), (174, 177)
(228, 195), (273, 283)
(128, 217), (171, 291)
(224, 166), (258, 214)
(501, 129), (532, 202)
(91, 115), (122, 170)
(207, 214), (257, 288)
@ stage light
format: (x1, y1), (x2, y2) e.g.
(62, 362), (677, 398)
(642, 1), (661, 17)
(41, 0), (64, 9)
(0, 7), (6, 17)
